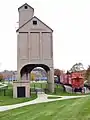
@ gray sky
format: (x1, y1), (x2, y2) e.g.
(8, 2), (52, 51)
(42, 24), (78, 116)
(0, 0), (90, 71)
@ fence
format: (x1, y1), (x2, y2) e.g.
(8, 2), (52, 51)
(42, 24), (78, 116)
(30, 82), (65, 95)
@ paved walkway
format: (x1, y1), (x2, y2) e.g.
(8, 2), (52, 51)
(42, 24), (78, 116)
(0, 92), (89, 112)
(0, 83), (8, 88)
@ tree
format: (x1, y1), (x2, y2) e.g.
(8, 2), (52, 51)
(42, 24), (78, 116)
(54, 69), (61, 83)
(31, 73), (35, 81)
(54, 69), (66, 91)
(0, 73), (4, 82)
(70, 63), (84, 72)
(54, 69), (61, 76)
(85, 65), (90, 83)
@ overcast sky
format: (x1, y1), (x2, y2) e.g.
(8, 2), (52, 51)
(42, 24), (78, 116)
(0, 0), (90, 71)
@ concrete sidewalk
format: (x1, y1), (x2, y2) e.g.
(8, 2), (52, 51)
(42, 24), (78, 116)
(0, 83), (8, 89)
(0, 92), (89, 112)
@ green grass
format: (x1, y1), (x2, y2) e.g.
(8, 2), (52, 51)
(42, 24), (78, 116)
(0, 84), (37, 106)
(0, 96), (90, 120)
(31, 82), (47, 89)
(0, 94), (36, 106)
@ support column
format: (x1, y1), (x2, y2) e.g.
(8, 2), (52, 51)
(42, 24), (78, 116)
(40, 32), (43, 60)
(22, 74), (26, 80)
(17, 71), (21, 81)
(28, 73), (30, 81)
(26, 73), (28, 80)
(47, 68), (54, 93)
(30, 73), (32, 82)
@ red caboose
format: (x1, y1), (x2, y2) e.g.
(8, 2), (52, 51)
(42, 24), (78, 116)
(71, 72), (84, 92)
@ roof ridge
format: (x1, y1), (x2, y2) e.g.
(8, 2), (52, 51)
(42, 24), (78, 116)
(16, 16), (53, 32)
(18, 3), (34, 11)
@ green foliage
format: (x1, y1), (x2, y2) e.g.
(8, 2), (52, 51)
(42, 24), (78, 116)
(0, 74), (4, 82)
(85, 65), (90, 83)
(70, 62), (84, 72)
(31, 73), (35, 81)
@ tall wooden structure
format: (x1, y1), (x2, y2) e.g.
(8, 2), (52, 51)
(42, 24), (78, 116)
(13, 3), (54, 98)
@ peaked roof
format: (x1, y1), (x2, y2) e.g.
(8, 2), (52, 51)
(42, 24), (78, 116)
(16, 16), (53, 32)
(18, 3), (34, 11)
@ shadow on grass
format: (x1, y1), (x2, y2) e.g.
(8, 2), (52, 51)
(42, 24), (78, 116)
(48, 96), (62, 99)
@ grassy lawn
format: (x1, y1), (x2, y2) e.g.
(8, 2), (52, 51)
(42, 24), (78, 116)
(0, 84), (37, 106)
(0, 96), (90, 120)
(30, 82), (47, 89)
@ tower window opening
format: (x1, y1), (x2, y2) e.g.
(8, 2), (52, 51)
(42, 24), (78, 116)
(33, 21), (37, 25)
(24, 6), (28, 9)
